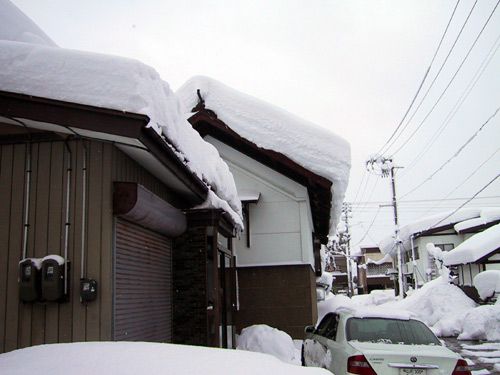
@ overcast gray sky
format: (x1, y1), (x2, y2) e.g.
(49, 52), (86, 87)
(12, 0), (500, 249)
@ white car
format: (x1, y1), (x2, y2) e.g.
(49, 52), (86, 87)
(302, 309), (471, 375)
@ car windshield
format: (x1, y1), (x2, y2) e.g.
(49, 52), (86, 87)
(346, 317), (441, 345)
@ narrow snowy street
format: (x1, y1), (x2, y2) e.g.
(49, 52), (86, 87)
(443, 338), (500, 374)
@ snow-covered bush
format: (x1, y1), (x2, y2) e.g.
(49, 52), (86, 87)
(236, 325), (300, 365)
(473, 270), (500, 300)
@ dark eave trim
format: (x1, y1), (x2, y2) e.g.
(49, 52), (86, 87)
(188, 109), (332, 243)
(0, 90), (208, 204)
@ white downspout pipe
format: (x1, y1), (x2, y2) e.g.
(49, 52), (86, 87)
(22, 143), (32, 260)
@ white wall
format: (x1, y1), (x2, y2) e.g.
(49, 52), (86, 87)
(205, 136), (315, 268)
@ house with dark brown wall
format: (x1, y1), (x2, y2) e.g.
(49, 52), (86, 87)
(0, 91), (239, 353)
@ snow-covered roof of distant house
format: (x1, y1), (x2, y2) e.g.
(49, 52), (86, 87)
(0, 0), (57, 46)
(443, 223), (500, 266)
(176, 76), (351, 235)
(379, 208), (482, 256)
(454, 207), (500, 233)
(0, 41), (242, 227)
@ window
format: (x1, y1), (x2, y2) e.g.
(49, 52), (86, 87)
(346, 318), (441, 345)
(367, 263), (392, 276)
(413, 246), (419, 260)
(316, 313), (339, 340)
(435, 243), (454, 252)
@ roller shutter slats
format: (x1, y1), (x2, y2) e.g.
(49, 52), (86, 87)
(114, 219), (172, 342)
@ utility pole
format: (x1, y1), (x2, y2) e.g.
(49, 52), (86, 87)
(366, 156), (405, 299)
(341, 202), (354, 297)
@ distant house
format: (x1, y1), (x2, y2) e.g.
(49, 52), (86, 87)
(443, 223), (500, 287)
(0, 40), (242, 352)
(357, 246), (393, 293)
(379, 208), (500, 288)
(177, 77), (351, 338)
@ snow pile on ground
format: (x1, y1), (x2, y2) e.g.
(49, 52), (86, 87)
(473, 270), (500, 300)
(443, 224), (500, 266)
(0, 342), (330, 375)
(0, 0), (57, 46)
(459, 303), (500, 341)
(176, 76), (351, 234)
(317, 293), (355, 323)
(0, 41), (243, 227)
(383, 277), (477, 337)
(236, 325), (300, 365)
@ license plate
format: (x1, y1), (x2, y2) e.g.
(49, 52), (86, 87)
(400, 369), (426, 375)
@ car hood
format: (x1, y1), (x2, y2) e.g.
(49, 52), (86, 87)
(348, 341), (460, 375)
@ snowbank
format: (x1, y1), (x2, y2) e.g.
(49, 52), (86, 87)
(0, 0), (57, 46)
(443, 224), (500, 266)
(473, 270), (500, 300)
(0, 342), (330, 375)
(236, 325), (300, 365)
(459, 304), (500, 341)
(383, 277), (477, 337)
(351, 289), (396, 306)
(177, 76), (351, 234)
(0, 41), (243, 227)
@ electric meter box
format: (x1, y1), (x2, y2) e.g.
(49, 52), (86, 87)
(80, 278), (97, 303)
(19, 258), (41, 302)
(41, 257), (65, 302)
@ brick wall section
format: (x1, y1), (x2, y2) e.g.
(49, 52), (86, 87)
(173, 225), (208, 346)
(236, 264), (317, 339)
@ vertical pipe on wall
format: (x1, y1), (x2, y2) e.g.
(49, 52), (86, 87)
(63, 142), (72, 295)
(21, 143), (32, 260)
(80, 142), (88, 280)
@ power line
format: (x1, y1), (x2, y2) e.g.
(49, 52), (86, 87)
(419, 148), (500, 216)
(429, 173), (500, 228)
(401, 31), (500, 176)
(398, 106), (500, 199)
(351, 195), (500, 206)
(391, 0), (500, 156)
(375, 0), (462, 157)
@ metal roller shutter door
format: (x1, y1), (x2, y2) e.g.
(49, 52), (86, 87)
(114, 218), (173, 342)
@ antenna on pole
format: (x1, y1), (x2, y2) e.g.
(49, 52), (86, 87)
(366, 156), (405, 299)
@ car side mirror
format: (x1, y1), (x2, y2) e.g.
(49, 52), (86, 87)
(305, 325), (315, 334)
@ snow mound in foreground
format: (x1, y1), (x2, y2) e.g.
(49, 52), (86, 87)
(0, 342), (330, 375)
(458, 304), (500, 341)
(237, 324), (300, 365)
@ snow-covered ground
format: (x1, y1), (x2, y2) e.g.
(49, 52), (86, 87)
(0, 341), (329, 375)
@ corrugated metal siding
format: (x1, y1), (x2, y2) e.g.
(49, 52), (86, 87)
(114, 219), (172, 342)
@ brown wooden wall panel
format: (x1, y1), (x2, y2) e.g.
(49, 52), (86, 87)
(114, 219), (173, 342)
(0, 137), (188, 353)
(3, 144), (26, 352)
(0, 144), (14, 353)
(236, 265), (317, 339)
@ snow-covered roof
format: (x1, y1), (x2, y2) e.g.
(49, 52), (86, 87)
(454, 207), (500, 233)
(443, 223), (500, 266)
(176, 76), (351, 234)
(379, 208), (482, 256)
(0, 41), (243, 227)
(0, 0), (56, 46)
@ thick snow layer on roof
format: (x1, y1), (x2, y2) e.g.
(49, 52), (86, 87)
(0, 0), (57, 46)
(0, 342), (330, 375)
(0, 41), (242, 227)
(379, 208), (481, 255)
(443, 224), (500, 266)
(177, 76), (351, 234)
(454, 208), (500, 233)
